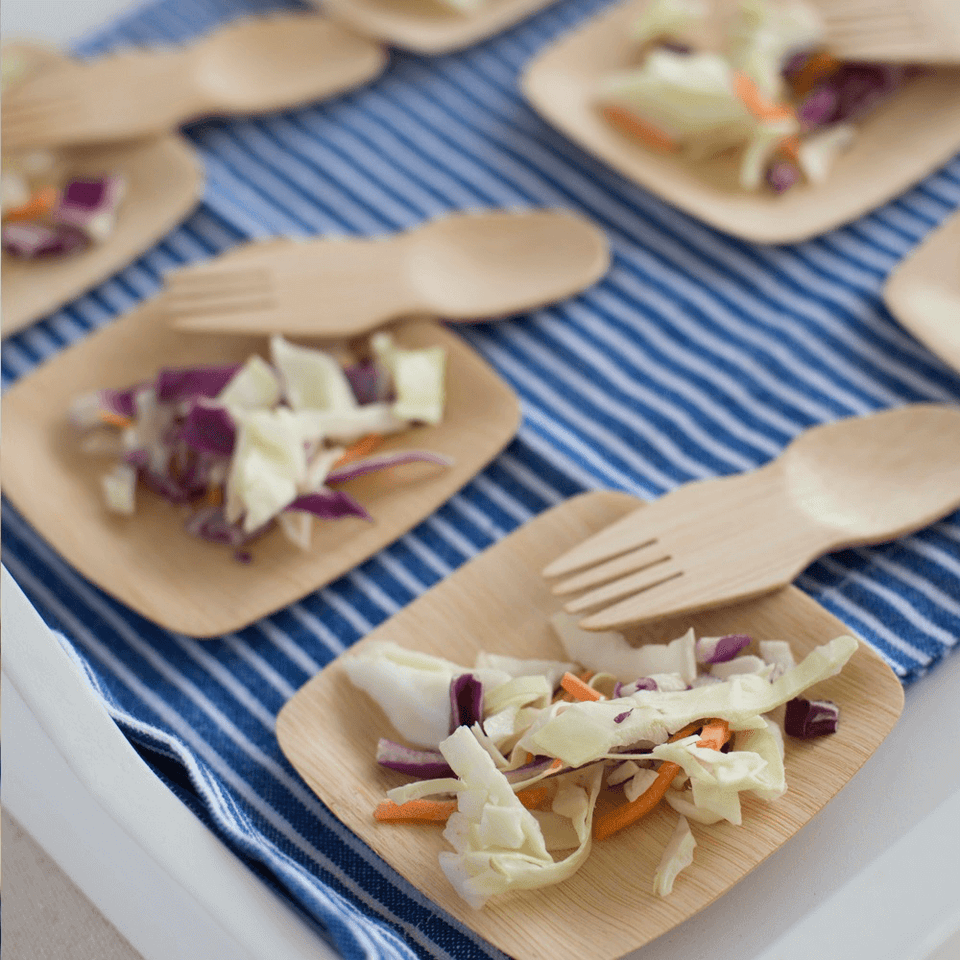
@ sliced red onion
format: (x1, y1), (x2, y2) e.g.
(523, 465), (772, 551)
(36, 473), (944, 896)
(177, 403), (236, 457)
(155, 365), (242, 404)
(449, 673), (484, 732)
(286, 489), (372, 522)
(696, 634), (752, 665)
(614, 709), (633, 724)
(53, 176), (125, 242)
(2, 220), (87, 258)
(784, 697), (840, 738)
(617, 677), (659, 695)
(326, 450), (453, 484)
(376, 738), (454, 779)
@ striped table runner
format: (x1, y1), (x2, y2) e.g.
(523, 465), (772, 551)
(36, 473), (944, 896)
(2, 0), (959, 956)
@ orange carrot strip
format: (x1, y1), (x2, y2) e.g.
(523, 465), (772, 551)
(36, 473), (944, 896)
(516, 785), (551, 810)
(601, 104), (678, 154)
(333, 432), (384, 469)
(778, 134), (801, 164)
(374, 784), (553, 825)
(695, 719), (731, 751)
(667, 720), (708, 743)
(374, 798), (456, 823)
(593, 760), (680, 841)
(3, 184), (58, 224)
(560, 671), (602, 702)
(788, 50), (840, 99)
(732, 71), (794, 123)
(98, 410), (133, 429)
(593, 719), (732, 841)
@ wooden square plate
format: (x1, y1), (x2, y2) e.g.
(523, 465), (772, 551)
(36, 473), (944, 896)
(1, 44), (204, 338)
(276, 490), (903, 960)
(1, 309), (520, 637)
(884, 209), (960, 373)
(521, 0), (960, 243)
(312, 0), (561, 54)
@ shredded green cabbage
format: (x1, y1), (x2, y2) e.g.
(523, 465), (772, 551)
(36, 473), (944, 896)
(348, 629), (857, 907)
(652, 814), (696, 896)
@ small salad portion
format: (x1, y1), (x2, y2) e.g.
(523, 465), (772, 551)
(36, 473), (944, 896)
(1, 50), (126, 258)
(598, 0), (914, 192)
(71, 332), (450, 557)
(344, 612), (855, 908)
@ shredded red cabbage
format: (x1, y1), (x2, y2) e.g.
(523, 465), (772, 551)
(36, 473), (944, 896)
(2, 221), (87, 258)
(286, 489), (372, 522)
(176, 404), (237, 457)
(53, 176), (125, 234)
(344, 359), (394, 405)
(155, 365), (243, 404)
(766, 160), (802, 194)
(327, 450), (453, 485)
(449, 673), (485, 732)
(696, 634), (752, 665)
(784, 697), (840, 738)
(376, 739), (454, 779)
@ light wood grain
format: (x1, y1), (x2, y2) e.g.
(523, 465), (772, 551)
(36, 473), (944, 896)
(520, 0), (960, 243)
(0, 311), (520, 637)
(1, 16), (387, 151)
(808, 0), (960, 63)
(163, 209), (611, 336)
(1, 45), (204, 339)
(309, 0), (561, 54)
(884, 210), (960, 375)
(276, 491), (904, 960)
(544, 406), (960, 631)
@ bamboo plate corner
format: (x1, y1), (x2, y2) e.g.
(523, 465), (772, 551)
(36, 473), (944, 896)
(884, 209), (960, 374)
(312, 0), (561, 54)
(1, 44), (204, 339)
(520, 0), (960, 244)
(1, 312), (521, 637)
(276, 490), (903, 960)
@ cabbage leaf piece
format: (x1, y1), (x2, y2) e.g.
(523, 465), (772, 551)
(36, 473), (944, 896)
(652, 814), (696, 896)
(270, 334), (358, 412)
(551, 612), (697, 684)
(727, 0), (824, 99)
(342, 641), (510, 748)
(438, 726), (603, 909)
(372, 331), (447, 426)
(523, 635), (857, 767)
(599, 50), (756, 157)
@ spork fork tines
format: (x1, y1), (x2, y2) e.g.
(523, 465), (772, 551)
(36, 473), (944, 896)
(542, 405), (960, 632)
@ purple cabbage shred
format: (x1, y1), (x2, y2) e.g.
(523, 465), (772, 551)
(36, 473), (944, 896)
(177, 403), (236, 457)
(155, 364), (243, 404)
(784, 697), (840, 738)
(286, 489), (372, 522)
(449, 673), (484, 732)
(696, 634), (752, 665)
(376, 739), (454, 779)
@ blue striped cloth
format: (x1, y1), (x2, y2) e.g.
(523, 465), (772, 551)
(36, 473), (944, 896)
(3, 0), (960, 955)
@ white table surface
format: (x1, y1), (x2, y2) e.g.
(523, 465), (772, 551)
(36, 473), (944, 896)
(3, 4), (960, 960)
